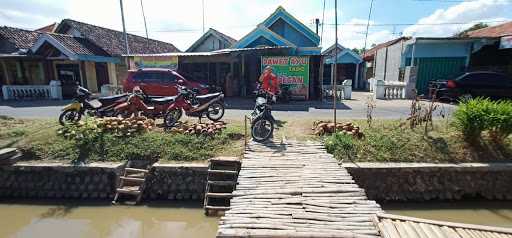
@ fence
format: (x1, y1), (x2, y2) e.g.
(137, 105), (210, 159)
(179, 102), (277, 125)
(322, 80), (353, 101)
(100, 84), (124, 96)
(374, 79), (407, 100)
(2, 81), (62, 100)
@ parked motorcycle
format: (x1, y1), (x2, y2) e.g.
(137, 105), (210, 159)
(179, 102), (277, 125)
(163, 81), (225, 127)
(59, 86), (129, 126)
(250, 85), (277, 142)
(278, 84), (292, 103)
(113, 86), (177, 123)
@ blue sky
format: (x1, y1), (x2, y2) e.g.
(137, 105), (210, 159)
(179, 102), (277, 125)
(0, 0), (510, 51)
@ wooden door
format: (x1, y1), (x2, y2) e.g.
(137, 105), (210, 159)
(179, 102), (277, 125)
(95, 62), (110, 90)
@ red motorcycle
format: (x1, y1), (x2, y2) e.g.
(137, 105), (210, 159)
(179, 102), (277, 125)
(114, 86), (177, 126)
(164, 82), (225, 127)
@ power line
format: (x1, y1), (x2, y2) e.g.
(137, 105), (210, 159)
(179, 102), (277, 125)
(321, 19), (508, 27)
(320, 0), (326, 46)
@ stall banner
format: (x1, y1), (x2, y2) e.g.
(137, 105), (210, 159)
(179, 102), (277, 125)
(261, 56), (309, 99)
(131, 56), (178, 69)
(500, 36), (512, 49)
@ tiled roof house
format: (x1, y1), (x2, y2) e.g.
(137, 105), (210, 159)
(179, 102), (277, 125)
(1, 19), (181, 99)
(54, 19), (180, 55)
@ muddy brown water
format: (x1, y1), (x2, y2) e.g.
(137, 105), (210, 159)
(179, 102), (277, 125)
(0, 201), (218, 238)
(1, 201), (512, 238)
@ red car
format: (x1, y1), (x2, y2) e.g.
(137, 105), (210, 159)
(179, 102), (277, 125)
(123, 68), (208, 96)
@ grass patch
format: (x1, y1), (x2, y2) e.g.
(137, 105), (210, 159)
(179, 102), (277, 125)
(325, 119), (512, 163)
(0, 117), (244, 164)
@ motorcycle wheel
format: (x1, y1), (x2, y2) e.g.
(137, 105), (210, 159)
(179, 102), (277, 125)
(206, 102), (225, 121)
(251, 118), (274, 143)
(164, 109), (181, 128)
(59, 109), (82, 126)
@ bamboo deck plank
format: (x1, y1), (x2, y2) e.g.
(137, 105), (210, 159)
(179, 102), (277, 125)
(374, 214), (512, 238)
(216, 140), (382, 238)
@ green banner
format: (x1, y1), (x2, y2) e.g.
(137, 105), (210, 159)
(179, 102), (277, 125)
(131, 56), (178, 70)
(261, 56), (309, 99)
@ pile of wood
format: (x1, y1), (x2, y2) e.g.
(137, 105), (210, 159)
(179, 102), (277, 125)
(312, 120), (364, 139)
(96, 117), (155, 136)
(60, 117), (155, 138)
(168, 121), (227, 136)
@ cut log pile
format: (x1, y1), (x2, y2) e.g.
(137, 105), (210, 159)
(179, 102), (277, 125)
(59, 117), (155, 138)
(312, 121), (364, 139)
(168, 121), (227, 136)
(96, 117), (155, 135)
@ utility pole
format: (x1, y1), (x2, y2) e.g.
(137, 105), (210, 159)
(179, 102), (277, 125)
(363, 0), (374, 54)
(119, 0), (130, 55)
(140, 0), (150, 51)
(202, 0), (206, 33)
(333, 0), (338, 132)
(315, 18), (320, 35)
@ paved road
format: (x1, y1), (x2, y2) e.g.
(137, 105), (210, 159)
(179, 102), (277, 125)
(0, 92), (456, 120)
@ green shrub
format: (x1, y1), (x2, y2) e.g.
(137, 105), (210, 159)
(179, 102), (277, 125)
(325, 132), (356, 160)
(488, 100), (512, 142)
(453, 98), (512, 142)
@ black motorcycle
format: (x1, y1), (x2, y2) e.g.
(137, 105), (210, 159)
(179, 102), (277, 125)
(59, 86), (129, 126)
(250, 86), (277, 142)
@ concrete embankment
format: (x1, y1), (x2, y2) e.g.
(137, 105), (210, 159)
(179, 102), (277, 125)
(2, 161), (512, 202)
(0, 162), (208, 201)
(345, 162), (512, 201)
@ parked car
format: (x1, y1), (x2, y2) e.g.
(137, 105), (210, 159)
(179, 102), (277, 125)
(429, 71), (512, 101)
(123, 68), (209, 96)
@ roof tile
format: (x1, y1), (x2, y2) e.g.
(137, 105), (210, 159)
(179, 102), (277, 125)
(57, 19), (180, 55)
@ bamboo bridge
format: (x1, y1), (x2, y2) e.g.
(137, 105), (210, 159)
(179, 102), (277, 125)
(215, 139), (512, 238)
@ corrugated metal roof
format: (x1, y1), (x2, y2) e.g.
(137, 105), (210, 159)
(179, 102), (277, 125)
(123, 46), (292, 57)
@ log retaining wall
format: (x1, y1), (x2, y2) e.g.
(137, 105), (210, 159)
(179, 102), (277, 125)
(344, 163), (512, 201)
(0, 162), (208, 201)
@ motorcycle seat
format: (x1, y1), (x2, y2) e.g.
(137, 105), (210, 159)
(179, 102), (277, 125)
(150, 96), (177, 104)
(99, 93), (128, 101)
(98, 94), (128, 104)
(196, 92), (223, 99)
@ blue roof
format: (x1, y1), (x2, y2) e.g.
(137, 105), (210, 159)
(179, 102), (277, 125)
(232, 6), (320, 52)
(324, 48), (362, 64)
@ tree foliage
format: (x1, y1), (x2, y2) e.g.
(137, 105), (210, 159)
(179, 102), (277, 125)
(454, 23), (489, 37)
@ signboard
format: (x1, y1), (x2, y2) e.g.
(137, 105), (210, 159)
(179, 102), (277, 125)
(131, 55), (178, 70)
(500, 36), (512, 49)
(261, 56), (309, 99)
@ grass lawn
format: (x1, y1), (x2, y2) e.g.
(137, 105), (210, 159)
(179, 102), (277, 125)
(324, 119), (512, 163)
(0, 116), (244, 164)
(2, 115), (511, 164)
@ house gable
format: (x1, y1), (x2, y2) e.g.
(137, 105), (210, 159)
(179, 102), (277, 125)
(262, 6), (320, 46)
(324, 49), (363, 64)
(233, 25), (295, 48)
(31, 33), (118, 63)
(187, 28), (236, 52)
(232, 6), (320, 52)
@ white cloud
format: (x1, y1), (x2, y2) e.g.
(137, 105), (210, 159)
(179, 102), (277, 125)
(0, 0), (510, 51)
(403, 0), (510, 37)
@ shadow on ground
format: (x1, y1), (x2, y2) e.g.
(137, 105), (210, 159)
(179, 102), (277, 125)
(225, 97), (352, 111)
(0, 100), (71, 108)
